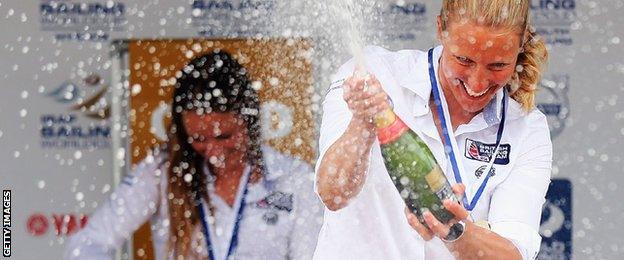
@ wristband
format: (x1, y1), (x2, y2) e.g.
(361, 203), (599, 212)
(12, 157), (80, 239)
(442, 220), (466, 243)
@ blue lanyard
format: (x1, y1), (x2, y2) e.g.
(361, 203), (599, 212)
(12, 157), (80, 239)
(196, 166), (251, 260)
(427, 48), (507, 211)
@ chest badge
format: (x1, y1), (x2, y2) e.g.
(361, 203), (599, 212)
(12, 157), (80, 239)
(465, 139), (511, 165)
(475, 165), (496, 178)
(262, 211), (279, 225)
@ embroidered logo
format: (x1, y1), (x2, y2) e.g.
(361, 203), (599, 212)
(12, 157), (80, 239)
(464, 139), (511, 165)
(475, 165), (496, 178)
(255, 191), (293, 212)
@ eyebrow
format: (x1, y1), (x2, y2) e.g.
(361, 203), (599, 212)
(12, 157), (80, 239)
(454, 55), (511, 66)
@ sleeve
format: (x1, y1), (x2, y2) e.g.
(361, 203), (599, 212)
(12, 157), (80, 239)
(314, 58), (356, 196)
(288, 160), (325, 260)
(63, 154), (164, 260)
(488, 112), (553, 260)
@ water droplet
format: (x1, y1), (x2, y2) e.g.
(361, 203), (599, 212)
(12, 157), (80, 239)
(102, 184), (111, 193)
(74, 151), (82, 159)
(131, 84), (142, 96)
(75, 192), (84, 201)
(269, 77), (280, 86)
(399, 176), (410, 185)
(37, 180), (45, 189)
(19, 109), (27, 117)
(192, 8), (202, 17)
(209, 156), (218, 164)
(251, 81), (262, 90)
(21, 91), (28, 99)
(13, 151), (20, 158)
(184, 173), (193, 183)
(116, 148), (125, 160)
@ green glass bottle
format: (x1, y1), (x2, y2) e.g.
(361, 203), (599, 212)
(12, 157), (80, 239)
(374, 109), (458, 224)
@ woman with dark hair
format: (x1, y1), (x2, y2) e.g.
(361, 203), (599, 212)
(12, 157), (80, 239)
(65, 50), (322, 260)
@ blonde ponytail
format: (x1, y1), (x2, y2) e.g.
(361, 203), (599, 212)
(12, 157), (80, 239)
(511, 27), (548, 111)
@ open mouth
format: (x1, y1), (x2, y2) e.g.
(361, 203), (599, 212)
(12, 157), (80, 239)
(459, 80), (488, 98)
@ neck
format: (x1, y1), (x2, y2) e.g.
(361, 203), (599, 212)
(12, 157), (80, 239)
(210, 155), (262, 207)
(436, 65), (479, 130)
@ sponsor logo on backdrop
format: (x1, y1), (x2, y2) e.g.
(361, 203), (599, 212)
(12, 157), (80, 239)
(191, 0), (276, 37)
(26, 213), (88, 237)
(538, 179), (572, 259)
(40, 74), (111, 149)
(372, 2), (427, 41)
(536, 74), (570, 139)
(39, 0), (127, 41)
(530, 0), (577, 46)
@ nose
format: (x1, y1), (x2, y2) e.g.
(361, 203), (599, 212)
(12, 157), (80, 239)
(194, 142), (223, 160)
(466, 66), (491, 92)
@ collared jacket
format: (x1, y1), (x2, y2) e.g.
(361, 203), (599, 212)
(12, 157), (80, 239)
(314, 45), (552, 260)
(65, 145), (323, 260)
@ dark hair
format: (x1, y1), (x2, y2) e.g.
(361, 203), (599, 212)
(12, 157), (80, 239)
(166, 49), (263, 257)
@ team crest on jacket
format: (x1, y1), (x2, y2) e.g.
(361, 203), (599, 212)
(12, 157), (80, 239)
(255, 191), (293, 212)
(475, 165), (496, 178)
(464, 139), (511, 165)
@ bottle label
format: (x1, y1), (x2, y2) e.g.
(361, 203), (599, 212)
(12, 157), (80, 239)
(377, 117), (409, 145)
(425, 165), (455, 201)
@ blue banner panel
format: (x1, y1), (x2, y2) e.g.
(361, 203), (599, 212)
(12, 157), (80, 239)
(538, 179), (572, 260)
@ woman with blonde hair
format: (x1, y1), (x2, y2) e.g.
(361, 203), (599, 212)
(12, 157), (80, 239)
(315, 0), (550, 259)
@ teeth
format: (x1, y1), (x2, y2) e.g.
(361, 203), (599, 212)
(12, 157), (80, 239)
(461, 81), (487, 97)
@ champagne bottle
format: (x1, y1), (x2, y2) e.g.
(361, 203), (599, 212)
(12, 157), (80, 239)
(374, 109), (458, 224)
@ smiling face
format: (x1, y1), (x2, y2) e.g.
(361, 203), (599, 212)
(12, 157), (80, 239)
(181, 111), (249, 168)
(437, 17), (523, 114)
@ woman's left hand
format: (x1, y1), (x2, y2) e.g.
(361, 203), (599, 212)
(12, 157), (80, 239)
(405, 183), (471, 240)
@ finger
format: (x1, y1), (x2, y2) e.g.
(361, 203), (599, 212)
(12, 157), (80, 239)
(344, 84), (375, 100)
(405, 208), (433, 241)
(423, 211), (451, 239)
(366, 103), (390, 117)
(443, 199), (470, 220)
(452, 183), (466, 198)
(350, 74), (366, 91)
(372, 91), (390, 108)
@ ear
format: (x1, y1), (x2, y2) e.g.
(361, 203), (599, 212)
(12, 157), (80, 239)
(436, 15), (444, 42)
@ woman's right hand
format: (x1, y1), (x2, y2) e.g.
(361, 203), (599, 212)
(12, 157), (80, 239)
(317, 69), (391, 211)
(342, 69), (391, 132)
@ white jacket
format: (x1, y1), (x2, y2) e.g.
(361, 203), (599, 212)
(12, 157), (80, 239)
(65, 145), (323, 260)
(314, 45), (552, 260)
